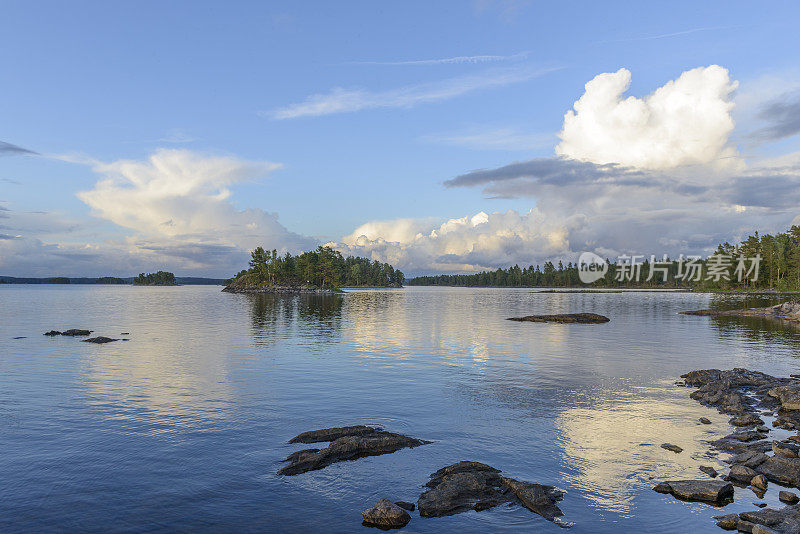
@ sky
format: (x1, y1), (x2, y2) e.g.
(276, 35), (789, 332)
(2, 0), (800, 277)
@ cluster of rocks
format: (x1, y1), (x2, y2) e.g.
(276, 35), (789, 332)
(664, 368), (800, 532)
(43, 329), (127, 343)
(280, 427), (570, 529)
(507, 313), (610, 324)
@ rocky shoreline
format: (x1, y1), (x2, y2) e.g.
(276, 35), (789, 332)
(222, 285), (343, 295)
(664, 368), (800, 532)
(682, 301), (800, 323)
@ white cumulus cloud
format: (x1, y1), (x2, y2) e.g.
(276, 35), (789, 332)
(556, 65), (739, 170)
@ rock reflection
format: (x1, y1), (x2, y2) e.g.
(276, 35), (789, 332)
(695, 294), (800, 347)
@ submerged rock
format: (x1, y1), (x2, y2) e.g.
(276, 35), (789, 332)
(82, 336), (119, 344)
(417, 461), (570, 527)
(278, 426), (428, 476)
(652, 480), (734, 504)
(361, 498), (411, 529)
(507, 313), (609, 324)
(700, 465), (719, 478)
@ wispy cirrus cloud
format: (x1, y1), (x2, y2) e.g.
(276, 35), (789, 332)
(597, 25), (741, 44)
(423, 127), (554, 151)
(267, 66), (561, 120)
(349, 52), (529, 66)
(0, 141), (38, 156)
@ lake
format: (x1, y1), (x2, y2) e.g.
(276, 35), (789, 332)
(1, 285), (799, 533)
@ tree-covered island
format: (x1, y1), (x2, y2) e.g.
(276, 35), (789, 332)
(133, 271), (177, 286)
(223, 246), (404, 293)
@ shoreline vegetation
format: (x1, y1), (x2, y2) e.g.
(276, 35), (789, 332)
(409, 225), (800, 292)
(223, 246), (404, 294)
(133, 271), (177, 286)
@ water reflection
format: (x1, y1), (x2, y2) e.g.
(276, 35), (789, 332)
(246, 293), (344, 343)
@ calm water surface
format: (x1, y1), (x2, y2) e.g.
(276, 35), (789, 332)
(2, 286), (800, 533)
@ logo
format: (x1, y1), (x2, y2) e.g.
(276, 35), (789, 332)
(578, 251), (608, 283)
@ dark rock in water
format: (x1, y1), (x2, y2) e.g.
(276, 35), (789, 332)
(779, 491), (799, 504)
(62, 329), (91, 336)
(724, 430), (769, 442)
(731, 414), (766, 427)
(44, 330), (61, 336)
(700, 465), (719, 478)
(12, 336), (26, 339)
(753, 502), (768, 508)
(289, 425), (380, 444)
(714, 513), (739, 530)
(120, 332), (130, 335)
(279, 426), (428, 475)
(394, 501), (414, 512)
(361, 498), (411, 529)
(700, 417), (712, 424)
(730, 450), (769, 468)
(417, 461), (570, 527)
(82, 336), (119, 344)
(711, 438), (773, 454)
(727, 464), (758, 484)
(661, 443), (683, 453)
(751, 474), (769, 491)
(507, 313), (609, 324)
(755, 456), (800, 488)
(774, 441), (800, 458)
(739, 504), (800, 533)
(652, 480), (734, 504)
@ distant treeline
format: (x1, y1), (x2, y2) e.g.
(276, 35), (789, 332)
(408, 226), (800, 291)
(133, 271), (177, 286)
(0, 275), (225, 285)
(229, 246), (404, 289)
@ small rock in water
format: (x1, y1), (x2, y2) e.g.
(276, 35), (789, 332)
(699, 417), (712, 424)
(699, 465), (718, 478)
(653, 480), (734, 504)
(779, 490), (799, 504)
(82, 336), (119, 344)
(753, 502), (767, 508)
(751, 474), (768, 491)
(661, 443), (683, 453)
(120, 332), (130, 335)
(12, 336), (26, 339)
(361, 498), (411, 529)
(713, 513), (739, 530)
(279, 426), (428, 475)
(728, 464), (758, 483)
(62, 329), (91, 336)
(757, 426), (770, 433)
(394, 501), (414, 511)
(43, 330), (61, 336)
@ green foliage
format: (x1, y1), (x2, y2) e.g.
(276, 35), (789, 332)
(409, 225), (800, 291)
(133, 271), (177, 286)
(234, 246), (404, 289)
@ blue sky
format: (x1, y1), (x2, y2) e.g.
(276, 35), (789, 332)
(2, 1), (800, 276)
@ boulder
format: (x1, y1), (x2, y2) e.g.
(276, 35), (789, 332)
(728, 465), (758, 484)
(731, 414), (766, 427)
(724, 430), (768, 442)
(779, 491), (799, 505)
(768, 385), (800, 411)
(714, 513), (739, 530)
(731, 451), (769, 468)
(361, 499), (411, 529)
(774, 441), (800, 458)
(278, 426), (428, 475)
(756, 456), (800, 488)
(739, 505), (800, 533)
(751, 474), (769, 491)
(652, 480), (734, 504)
